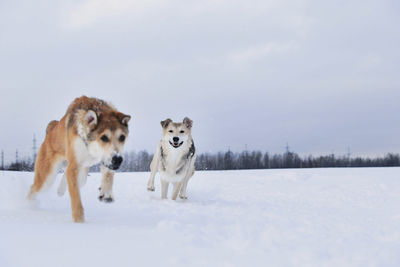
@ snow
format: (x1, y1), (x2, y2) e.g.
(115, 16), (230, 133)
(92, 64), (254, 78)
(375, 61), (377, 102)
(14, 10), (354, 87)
(1, 168), (400, 267)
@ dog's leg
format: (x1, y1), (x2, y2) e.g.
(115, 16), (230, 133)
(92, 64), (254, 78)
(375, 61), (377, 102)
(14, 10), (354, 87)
(161, 179), (169, 199)
(57, 172), (67, 197)
(179, 157), (196, 199)
(28, 150), (63, 200)
(171, 181), (183, 201)
(66, 163), (85, 223)
(98, 165), (114, 203)
(57, 161), (69, 196)
(179, 176), (190, 200)
(147, 147), (160, 191)
(58, 166), (88, 197)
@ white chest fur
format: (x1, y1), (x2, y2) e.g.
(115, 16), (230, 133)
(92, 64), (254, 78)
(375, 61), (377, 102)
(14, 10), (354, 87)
(74, 138), (101, 167)
(160, 143), (189, 183)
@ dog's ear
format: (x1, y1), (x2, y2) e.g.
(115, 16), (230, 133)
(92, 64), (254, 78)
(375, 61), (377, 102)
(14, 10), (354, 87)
(121, 115), (131, 126)
(161, 118), (172, 128)
(121, 114), (131, 126)
(85, 110), (98, 130)
(183, 117), (193, 129)
(115, 112), (131, 126)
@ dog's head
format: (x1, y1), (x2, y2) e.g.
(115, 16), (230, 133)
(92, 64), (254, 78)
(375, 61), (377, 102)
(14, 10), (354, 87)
(78, 109), (131, 170)
(160, 117), (193, 148)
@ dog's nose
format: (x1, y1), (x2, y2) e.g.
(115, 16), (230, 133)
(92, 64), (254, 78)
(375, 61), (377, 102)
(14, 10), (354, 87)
(173, 137), (179, 143)
(111, 155), (123, 169)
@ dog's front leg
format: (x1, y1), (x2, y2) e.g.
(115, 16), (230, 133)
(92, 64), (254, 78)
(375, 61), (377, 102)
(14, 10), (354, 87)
(58, 167), (88, 197)
(99, 165), (114, 203)
(147, 148), (160, 191)
(171, 182), (183, 200)
(179, 157), (195, 199)
(179, 177), (189, 200)
(161, 179), (169, 199)
(66, 163), (85, 223)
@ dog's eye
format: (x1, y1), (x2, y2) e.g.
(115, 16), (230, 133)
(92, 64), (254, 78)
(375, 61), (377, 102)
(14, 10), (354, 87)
(180, 130), (185, 134)
(169, 130), (173, 133)
(119, 135), (126, 142)
(101, 135), (109, 142)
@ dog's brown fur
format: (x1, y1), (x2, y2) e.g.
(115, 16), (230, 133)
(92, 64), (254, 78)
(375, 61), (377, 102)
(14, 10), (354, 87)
(27, 96), (131, 223)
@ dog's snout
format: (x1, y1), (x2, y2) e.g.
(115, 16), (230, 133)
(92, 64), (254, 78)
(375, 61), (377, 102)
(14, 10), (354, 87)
(111, 155), (123, 169)
(173, 137), (179, 143)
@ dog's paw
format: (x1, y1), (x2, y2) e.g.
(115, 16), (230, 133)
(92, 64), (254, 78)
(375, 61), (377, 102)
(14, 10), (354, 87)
(147, 186), (155, 191)
(73, 216), (85, 223)
(179, 194), (188, 200)
(98, 192), (114, 203)
(98, 194), (114, 203)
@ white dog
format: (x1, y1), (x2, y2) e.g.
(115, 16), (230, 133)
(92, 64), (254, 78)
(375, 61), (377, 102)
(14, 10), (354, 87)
(147, 117), (196, 200)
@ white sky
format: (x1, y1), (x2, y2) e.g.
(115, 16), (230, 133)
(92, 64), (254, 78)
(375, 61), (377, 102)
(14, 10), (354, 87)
(0, 0), (399, 162)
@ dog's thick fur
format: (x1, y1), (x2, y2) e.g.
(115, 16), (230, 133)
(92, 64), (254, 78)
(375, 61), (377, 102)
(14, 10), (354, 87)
(27, 96), (131, 222)
(147, 117), (196, 200)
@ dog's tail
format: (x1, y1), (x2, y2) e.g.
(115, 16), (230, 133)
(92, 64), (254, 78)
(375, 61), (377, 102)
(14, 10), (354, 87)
(46, 120), (59, 134)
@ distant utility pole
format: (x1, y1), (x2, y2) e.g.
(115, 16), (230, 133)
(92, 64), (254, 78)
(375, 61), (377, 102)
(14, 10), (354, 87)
(32, 134), (37, 163)
(285, 143), (290, 153)
(1, 150), (3, 169)
(347, 147), (351, 167)
(16, 149), (19, 164)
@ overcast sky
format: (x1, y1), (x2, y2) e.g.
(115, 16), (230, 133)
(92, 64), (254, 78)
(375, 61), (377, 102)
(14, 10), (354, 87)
(0, 0), (399, 162)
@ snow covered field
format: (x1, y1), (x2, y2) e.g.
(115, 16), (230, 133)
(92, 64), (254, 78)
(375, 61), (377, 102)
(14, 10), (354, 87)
(0, 168), (400, 267)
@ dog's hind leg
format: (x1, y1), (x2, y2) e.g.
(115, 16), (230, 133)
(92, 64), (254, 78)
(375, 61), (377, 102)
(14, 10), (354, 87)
(98, 165), (114, 203)
(28, 150), (64, 200)
(57, 172), (67, 197)
(161, 179), (169, 199)
(171, 182), (183, 201)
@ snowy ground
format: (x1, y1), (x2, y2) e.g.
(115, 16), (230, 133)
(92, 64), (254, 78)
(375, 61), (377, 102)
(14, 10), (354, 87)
(0, 168), (400, 267)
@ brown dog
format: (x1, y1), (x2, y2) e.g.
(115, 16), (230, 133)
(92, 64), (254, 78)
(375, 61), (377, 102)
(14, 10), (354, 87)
(27, 96), (131, 222)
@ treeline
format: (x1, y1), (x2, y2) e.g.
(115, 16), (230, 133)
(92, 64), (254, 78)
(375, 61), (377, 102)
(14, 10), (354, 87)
(0, 151), (155, 172)
(90, 151), (154, 172)
(195, 151), (400, 170)
(4, 159), (34, 172)
(1, 150), (400, 172)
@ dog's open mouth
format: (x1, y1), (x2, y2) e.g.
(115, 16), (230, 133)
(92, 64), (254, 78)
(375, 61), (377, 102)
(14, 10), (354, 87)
(169, 141), (184, 148)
